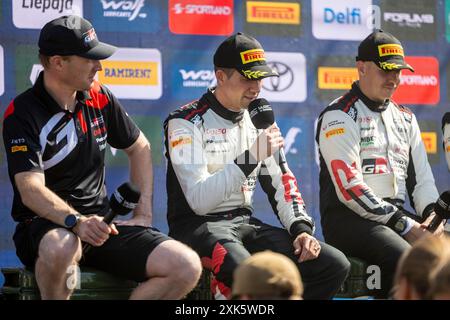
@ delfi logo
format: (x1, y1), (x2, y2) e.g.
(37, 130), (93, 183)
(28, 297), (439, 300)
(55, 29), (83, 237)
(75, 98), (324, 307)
(97, 48), (162, 100)
(318, 67), (358, 90)
(246, 1), (300, 25)
(312, 0), (373, 40)
(13, 0), (83, 29)
(323, 7), (361, 24)
(169, 0), (234, 35)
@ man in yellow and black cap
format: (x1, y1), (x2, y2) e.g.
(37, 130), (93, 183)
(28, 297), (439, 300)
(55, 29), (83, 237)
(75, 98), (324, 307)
(232, 251), (303, 300)
(164, 32), (350, 300)
(316, 29), (443, 298)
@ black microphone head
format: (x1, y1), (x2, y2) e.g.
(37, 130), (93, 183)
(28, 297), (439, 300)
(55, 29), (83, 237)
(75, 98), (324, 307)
(248, 98), (274, 129)
(109, 182), (141, 216)
(435, 191), (450, 219)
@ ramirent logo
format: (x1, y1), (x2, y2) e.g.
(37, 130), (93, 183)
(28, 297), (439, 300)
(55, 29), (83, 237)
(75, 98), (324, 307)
(99, 61), (158, 86)
(179, 69), (216, 88)
(400, 75), (438, 86)
(21, 0), (73, 13)
(101, 0), (147, 21)
(172, 3), (231, 15)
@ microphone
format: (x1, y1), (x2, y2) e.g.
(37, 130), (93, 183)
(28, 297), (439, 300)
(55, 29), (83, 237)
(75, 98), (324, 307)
(248, 98), (288, 174)
(83, 182), (141, 253)
(427, 191), (450, 232)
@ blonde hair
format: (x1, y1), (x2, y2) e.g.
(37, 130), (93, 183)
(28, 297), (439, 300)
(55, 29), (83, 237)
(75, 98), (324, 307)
(394, 235), (450, 299)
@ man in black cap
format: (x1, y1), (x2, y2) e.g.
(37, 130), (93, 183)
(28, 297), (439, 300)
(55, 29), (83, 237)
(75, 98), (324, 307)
(164, 32), (350, 300)
(316, 29), (444, 298)
(2, 15), (202, 299)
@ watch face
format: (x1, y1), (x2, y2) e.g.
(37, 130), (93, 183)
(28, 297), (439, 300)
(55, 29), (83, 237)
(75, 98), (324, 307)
(395, 218), (407, 233)
(64, 214), (78, 228)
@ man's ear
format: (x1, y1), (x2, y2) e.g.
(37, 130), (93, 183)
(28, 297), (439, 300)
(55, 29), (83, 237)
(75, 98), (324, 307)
(356, 60), (366, 76)
(49, 55), (65, 71)
(215, 69), (226, 85)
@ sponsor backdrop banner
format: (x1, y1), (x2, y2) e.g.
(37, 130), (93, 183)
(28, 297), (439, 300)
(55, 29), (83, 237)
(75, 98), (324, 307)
(0, 0), (449, 275)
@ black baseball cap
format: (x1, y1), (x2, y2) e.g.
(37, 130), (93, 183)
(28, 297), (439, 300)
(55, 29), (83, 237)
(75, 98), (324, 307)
(214, 32), (278, 80)
(356, 29), (414, 72)
(39, 15), (117, 60)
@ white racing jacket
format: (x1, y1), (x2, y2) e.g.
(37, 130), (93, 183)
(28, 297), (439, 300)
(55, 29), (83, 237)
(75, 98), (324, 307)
(317, 82), (438, 229)
(164, 89), (314, 236)
(443, 112), (450, 171)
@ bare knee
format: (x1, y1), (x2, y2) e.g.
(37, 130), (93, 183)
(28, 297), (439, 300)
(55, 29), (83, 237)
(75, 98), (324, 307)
(146, 240), (202, 287)
(174, 246), (202, 286)
(38, 228), (81, 270)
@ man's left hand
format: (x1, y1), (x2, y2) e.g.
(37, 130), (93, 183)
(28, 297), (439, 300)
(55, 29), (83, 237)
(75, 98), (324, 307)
(114, 215), (152, 227)
(293, 233), (321, 263)
(421, 212), (445, 237)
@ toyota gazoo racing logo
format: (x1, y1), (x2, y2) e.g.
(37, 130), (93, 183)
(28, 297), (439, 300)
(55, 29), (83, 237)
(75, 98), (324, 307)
(361, 158), (388, 174)
(179, 69), (216, 88)
(172, 3), (232, 15)
(101, 0), (147, 21)
(262, 62), (293, 92)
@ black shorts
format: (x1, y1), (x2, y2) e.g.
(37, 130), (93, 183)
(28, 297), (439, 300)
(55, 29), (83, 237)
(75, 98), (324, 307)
(13, 217), (171, 282)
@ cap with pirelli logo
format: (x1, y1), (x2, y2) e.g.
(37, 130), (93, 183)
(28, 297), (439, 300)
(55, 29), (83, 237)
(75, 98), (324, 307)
(356, 29), (414, 72)
(214, 32), (279, 80)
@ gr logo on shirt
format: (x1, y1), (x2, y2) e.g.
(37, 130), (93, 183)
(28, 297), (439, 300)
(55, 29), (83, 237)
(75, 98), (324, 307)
(362, 158), (388, 174)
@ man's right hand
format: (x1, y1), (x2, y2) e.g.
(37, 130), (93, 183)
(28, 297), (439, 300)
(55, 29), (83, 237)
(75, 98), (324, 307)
(73, 215), (118, 247)
(249, 124), (284, 162)
(403, 221), (432, 244)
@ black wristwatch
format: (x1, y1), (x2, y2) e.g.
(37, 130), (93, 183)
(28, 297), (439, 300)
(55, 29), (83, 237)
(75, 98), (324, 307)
(394, 216), (408, 234)
(64, 214), (81, 229)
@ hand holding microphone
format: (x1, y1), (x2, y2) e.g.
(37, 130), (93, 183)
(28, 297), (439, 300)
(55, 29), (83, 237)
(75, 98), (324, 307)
(248, 98), (288, 173)
(82, 182), (141, 253)
(427, 191), (450, 233)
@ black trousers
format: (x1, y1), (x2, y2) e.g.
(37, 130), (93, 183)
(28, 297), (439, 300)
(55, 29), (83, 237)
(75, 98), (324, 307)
(170, 214), (350, 300)
(322, 208), (411, 298)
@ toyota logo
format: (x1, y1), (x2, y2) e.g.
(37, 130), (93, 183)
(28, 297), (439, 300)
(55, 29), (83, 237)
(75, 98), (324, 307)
(263, 62), (294, 92)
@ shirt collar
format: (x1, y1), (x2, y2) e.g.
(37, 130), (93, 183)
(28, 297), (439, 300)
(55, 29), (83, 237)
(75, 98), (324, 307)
(32, 71), (91, 114)
(351, 81), (389, 112)
(203, 88), (245, 123)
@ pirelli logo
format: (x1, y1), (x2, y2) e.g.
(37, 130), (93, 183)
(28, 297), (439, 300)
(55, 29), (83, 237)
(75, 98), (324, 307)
(171, 136), (192, 148)
(246, 1), (300, 25)
(11, 145), (27, 152)
(325, 128), (345, 138)
(421, 132), (437, 154)
(378, 44), (404, 57)
(240, 49), (266, 64)
(318, 67), (358, 90)
(98, 61), (158, 86)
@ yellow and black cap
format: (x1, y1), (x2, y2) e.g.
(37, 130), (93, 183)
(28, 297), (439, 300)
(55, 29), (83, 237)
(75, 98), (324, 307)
(356, 29), (414, 72)
(214, 32), (279, 80)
